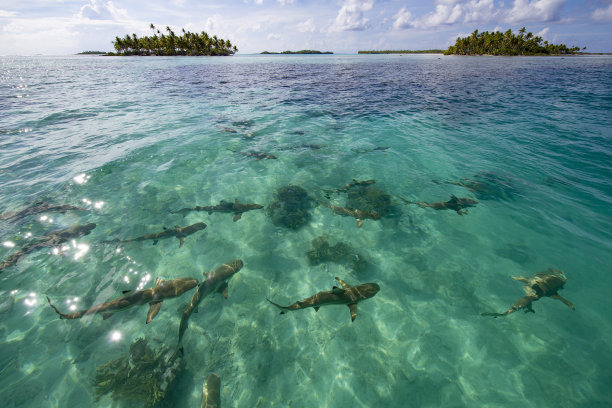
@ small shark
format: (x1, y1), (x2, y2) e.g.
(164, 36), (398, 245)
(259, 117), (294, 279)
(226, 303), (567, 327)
(267, 277), (380, 322)
(326, 179), (375, 196)
(202, 373), (221, 408)
(46, 277), (198, 321)
(172, 199), (263, 222)
(0, 223), (96, 272)
(0, 202), (86, 222)
(317, 200), (381, 228)
(177, 259), (244, 345)
(104, 222), (206, 248)
(482, 268), (575, 318)
(231, 150), (277, 160)
(400, 194), (478, 215)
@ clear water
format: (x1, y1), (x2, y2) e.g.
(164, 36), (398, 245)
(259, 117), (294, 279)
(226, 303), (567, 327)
(1, 54), (611, 407)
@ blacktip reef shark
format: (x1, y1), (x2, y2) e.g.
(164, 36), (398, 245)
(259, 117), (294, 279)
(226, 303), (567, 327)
(177, 259), (243, 346)
(103, 222), (206, 248)
(325, 179), (376, 196)
(317, 200), (382, 228)
(172, 199), (264, 222)
(202, 373), (221, 408)
(482, 268), (575, 318)
(267, 277), (380, 322)
(399, 194), (478, 215)
(0, 223), (96, 272)
(0, 201), (86, 222)
(46, 277), (198, 322)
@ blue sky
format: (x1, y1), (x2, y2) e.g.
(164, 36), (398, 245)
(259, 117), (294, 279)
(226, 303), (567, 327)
(0, 0), (611, 54)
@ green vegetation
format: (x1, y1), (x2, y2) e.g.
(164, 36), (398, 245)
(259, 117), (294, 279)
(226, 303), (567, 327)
(109, 24), (237, 56)
(358, 50), (444, 54)
(445, 27), (583, 56)
(77, 51), (107, 55)
(261, 50), (333, 54)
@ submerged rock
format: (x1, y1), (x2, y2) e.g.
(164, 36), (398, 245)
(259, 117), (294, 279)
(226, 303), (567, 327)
(306, 235), (368, 274)
(93, 338), (184, 407)
(345, 184), (393, 217)
(267, 185), (314, 230)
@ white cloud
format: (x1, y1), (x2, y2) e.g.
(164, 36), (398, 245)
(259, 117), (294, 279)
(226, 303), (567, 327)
(0, 10), (18, 18)
(393, 0), (566, 30)
(330, 0), (375, 32)
(591, 4), (612, 22)
(297, 18), (316, 32)
(537, 26), (550, 38)
(203, 15), (220, 32)
(505, 0), (565, 24)
(392, 7), (412, 29)
(277, 0), (296, 4)
(77, 0), (128, 21)
(244, 0), (264, 4)
(267, 33), (281, 40)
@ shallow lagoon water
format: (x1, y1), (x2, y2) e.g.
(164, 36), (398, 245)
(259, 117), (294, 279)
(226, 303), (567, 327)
(0, 54), (611, 407)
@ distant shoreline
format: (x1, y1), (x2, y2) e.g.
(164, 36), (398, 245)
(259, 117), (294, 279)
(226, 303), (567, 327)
(358, 50), (444, 54)
(260, 50), (333, 55)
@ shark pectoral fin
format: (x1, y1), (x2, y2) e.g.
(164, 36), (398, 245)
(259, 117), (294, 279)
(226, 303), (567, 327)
(357, 219), (363, 228)
(217, 282), (229, 299)
(314, 306), (320, 312)
(122, 290), (133, 294)
(178, 237), (185, 248)
(332, 288), (345, 295)
(232, 213), (242, 222)
(153, 240), (159, 245)
(146, 301), (163, 324)
(348, 304), (358, 322)
(551, 294), (575, 310)
(208, 211), (213, 215)
(511, 276), (529, 283)
(101, 312), (114, 320)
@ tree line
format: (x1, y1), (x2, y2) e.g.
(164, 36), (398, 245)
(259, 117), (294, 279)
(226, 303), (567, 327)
(444, 27), (583, 56)
(109, 24), (237, 56)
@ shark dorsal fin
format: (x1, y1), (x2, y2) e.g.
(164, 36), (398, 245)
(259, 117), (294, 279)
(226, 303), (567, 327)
(332, 287), (344, 294)
(102, 312), (114, 320)
(122, 290), (133, 294)
(314, 306), (320, 312)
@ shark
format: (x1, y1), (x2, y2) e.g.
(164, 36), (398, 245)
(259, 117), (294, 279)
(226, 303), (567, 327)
(172, 200), (263, 222)
(0, 202), (86, 222)
(104, 222), (206, 248)
(267, 277), (380, 322)
(400, 194), (478, 215)
(46, 277), (198, 321)
(177, 259), (244, 345)
(326, 179), (375, 196)
(482, 268), (575, 318)
(317, 200), (382, 228)
(0, 223), (96, 272)
(231, 150), (277, 160)
(202, 373), (221, 408)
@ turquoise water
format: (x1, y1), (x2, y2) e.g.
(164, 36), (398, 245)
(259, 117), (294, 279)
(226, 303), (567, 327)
(0, 54), (611, 407)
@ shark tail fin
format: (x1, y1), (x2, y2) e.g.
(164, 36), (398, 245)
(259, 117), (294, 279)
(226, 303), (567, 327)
(266, 298), (289, 314)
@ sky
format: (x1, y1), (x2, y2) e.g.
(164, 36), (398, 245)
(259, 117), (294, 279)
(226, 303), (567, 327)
(0, 0), (611, 55)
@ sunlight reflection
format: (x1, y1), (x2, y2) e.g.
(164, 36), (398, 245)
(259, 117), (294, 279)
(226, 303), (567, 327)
(24, 293), (37, 307)
(94, 201), (104, 209)
(123, 276), (130, 284)
(110, 331), (122, 342)
(24, 232), (32, 238)
(73, 173), (90, 184)
(2, 241), (15, 248)
(73, 242), (90, 260)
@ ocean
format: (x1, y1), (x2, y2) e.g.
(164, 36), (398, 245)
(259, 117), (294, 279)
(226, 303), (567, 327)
(0, 54), (611, 407)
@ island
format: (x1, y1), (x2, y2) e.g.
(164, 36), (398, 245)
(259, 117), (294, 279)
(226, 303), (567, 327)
(444, 27), (583, 56)
(77, 51), (108, 55)
(358, 50), (444, 54)
(106, 24), (237, 56)
(260, 50), (333, 54)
